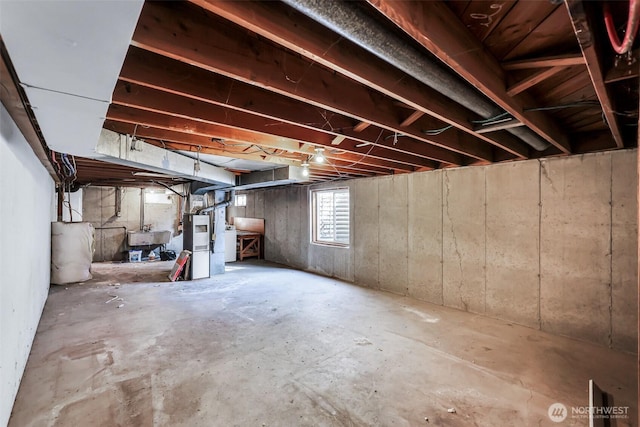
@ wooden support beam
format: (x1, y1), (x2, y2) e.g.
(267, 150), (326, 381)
(121, 46), (440, 164)
(116, 51), (460, 168)
(111, 81), (438, 170)
(331, 135), (346, 145)
(400, 110), (425, 127)
(506, 66), (568, 97)
(105, 105), (417, 172)
(187, 0), (528, 159)
(103, 121), (390, 177)
(366, 0), (571, 153)
(502, 53), (585, 70)
(353, 121), (371, 132)
(133, 2), (479, 164)
(566, 0), (625, 148)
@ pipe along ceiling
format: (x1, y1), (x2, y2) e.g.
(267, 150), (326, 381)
(282, 0), (551, 151)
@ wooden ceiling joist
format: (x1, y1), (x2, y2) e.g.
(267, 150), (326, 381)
(506, 66), (568, 97)
(110, 82), (439, 170)
(365, 0), (571, 154)
(105, 105), (417, 173)
(353, 121), (371, 132)
(104, 120), (395, 177)
(400, 110), (425, 127)
(118, 49), (449, 167)
(132, 2), (488, 165)
(502, 53), (585, 70)
(565, 0), (625, 148)
(187, 0), (529, 159)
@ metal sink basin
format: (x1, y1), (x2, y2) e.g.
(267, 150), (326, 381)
(127, 230), (171, 246)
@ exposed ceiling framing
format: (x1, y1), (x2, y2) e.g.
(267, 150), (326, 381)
(5, 0), (639, 185)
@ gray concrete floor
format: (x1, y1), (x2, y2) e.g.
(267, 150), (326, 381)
(9, 260), (638, 427)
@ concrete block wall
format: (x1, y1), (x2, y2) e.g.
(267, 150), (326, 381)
(83, 187), (183, 261)
(1, 105), (55, 427)
(230, 150), (638, 353)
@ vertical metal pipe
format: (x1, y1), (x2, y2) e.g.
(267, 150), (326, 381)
(139, 187), (145, 231)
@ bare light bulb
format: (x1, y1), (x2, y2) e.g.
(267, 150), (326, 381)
(314, 147), (325, 163)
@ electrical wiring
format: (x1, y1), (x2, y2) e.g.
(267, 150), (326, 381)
(65, 154), (75, 177)
(338, 129), (383, 169)
(51, 152), (78, 185)
(61, 153), (73, 177)
(70, 155), (78, 183)
(525, 101), (602, 112)
(384, 132), (402, 144)
(250, 145), (280, 156)
(422, 125), (453, 135)
(471, 112), (511, 125)
(324, 159), (346, 179)
(612, 110), (639, 117)
(62, 201), (83, 220)
(470, 101), (612, 128)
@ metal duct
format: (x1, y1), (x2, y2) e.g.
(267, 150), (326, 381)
(281, 0), (550, 151)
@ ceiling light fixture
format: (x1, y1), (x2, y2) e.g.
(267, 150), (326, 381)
(301, 160), (310, 177)
(314, 147), (325, 163)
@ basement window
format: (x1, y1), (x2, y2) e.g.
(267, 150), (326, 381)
(234, 194), (247, 207)
(311, 188), (350, 246)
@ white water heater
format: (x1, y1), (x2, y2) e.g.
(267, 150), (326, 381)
(183, 214), (210, 279)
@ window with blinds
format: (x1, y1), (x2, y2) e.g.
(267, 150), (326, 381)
(311, 188), (349, 246)
(234, 194), (247, 207)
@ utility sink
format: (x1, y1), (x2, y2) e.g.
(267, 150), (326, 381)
(127, 230), (171, 246)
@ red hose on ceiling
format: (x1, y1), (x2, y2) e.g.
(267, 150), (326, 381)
(604, 0), (640, 55)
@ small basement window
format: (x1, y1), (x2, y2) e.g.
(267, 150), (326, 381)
(311, 188), (349, 246)
(234, 194), (247, 207)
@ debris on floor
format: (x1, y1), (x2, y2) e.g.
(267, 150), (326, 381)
(10, 261), (638, 427)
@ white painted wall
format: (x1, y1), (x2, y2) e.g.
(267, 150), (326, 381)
(0, 105), (55, 426)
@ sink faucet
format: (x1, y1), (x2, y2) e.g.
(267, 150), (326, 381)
(142, 224), (152, 232)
